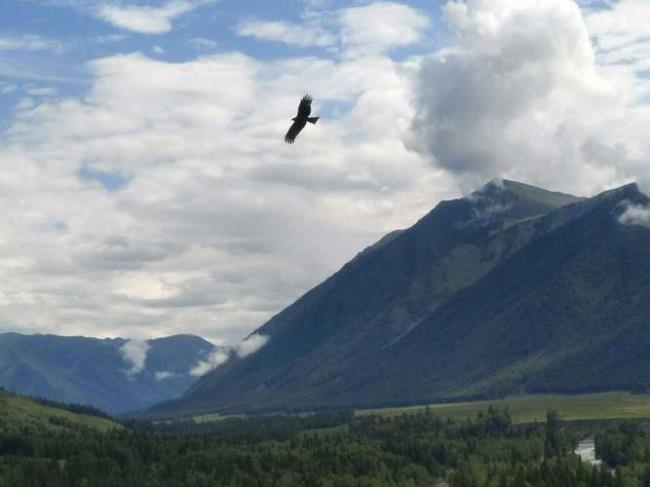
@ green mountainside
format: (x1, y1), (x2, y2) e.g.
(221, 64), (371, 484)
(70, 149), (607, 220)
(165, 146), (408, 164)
(151, 179), (650, 415)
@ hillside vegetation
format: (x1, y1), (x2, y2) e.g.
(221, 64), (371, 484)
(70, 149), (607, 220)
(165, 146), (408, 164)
(0, 405), (620, 487)
(0, 389), (120, 433)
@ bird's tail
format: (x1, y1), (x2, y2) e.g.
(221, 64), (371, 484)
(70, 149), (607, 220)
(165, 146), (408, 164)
(307, 117), (320, 125)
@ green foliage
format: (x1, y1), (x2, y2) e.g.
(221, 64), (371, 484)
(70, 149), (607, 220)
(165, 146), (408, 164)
(358, 392), (650, 424)
(0, 390), (120, 433)
(0, 407), (624, 486)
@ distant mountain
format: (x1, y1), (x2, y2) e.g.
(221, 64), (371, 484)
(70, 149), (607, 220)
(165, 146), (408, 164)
(150, 179), (650, 415)
(0, 333), (216, 414)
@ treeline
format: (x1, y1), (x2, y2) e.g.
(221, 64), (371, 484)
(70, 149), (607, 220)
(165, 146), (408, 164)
(26, 397), (112, 421)
(0, 406), (632, 486)
(595, 422), (650, 485)
(0, 387), (112, 420)
(126, 411), (353, 442)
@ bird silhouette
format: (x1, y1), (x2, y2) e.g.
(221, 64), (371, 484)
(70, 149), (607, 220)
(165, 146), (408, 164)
(285, 95), (319, 144)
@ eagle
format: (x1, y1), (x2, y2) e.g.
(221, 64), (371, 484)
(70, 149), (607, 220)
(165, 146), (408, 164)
(285, 95), (320, 144)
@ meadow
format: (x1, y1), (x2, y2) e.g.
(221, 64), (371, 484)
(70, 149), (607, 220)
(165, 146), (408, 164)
(357, 392), (650, 424)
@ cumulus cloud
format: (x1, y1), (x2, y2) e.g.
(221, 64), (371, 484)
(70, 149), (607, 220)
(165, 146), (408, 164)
(0, 28), (441, 344)
(190, 333), (268, 376)
(11, 0), (650, 348)
(406, 0), (650, 195)
(98, 0), (213, 34)
(119, 339), (151, 375)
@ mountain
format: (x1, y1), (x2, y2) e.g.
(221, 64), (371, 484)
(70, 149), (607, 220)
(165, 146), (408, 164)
(150, 178), (650, 416)
(0, 333), (216, 414)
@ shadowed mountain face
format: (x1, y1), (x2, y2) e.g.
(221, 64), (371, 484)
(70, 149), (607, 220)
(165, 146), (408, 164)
(0, 333), (216, 414)
(152, 180), (650, 415)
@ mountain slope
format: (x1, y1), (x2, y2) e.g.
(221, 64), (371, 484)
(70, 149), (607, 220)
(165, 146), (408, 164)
(0, 333), (216, 414)
(0, 389), (120, 432)
(353, 183), (650, 404)
(154, 179), (613, 415)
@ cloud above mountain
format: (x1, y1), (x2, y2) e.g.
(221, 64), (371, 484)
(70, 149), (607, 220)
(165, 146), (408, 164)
(119, 339), (151, 375)
(406, 0), (650, 194)
(619, 200), (650, 227)
(1, 0), (650, 347)
(189, 333), (268, 376)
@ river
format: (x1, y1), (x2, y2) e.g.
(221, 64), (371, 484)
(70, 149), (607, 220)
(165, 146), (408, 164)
(575, 438), (602, 467)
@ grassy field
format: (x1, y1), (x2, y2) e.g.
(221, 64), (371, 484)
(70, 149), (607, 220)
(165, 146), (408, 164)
(194, 412), (245, 423)
(0, 391), (121, 432)
(357, 392), (650, 424)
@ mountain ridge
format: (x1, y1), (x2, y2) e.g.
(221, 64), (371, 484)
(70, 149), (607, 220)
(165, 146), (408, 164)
(0, 332), (217, 414)
(148, 179), (650, 416)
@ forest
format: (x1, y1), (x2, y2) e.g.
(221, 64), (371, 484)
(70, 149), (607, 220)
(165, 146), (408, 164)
(5, 404), (650, 486)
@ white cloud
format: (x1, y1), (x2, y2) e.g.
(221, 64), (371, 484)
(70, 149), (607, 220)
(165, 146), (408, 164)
(619, 200), (650, 227)
(8, 0), (650, 349)
(1, 84), (18, 95)
(119, 339), (151, 375)
(237, 19), (336, 48)
(234, 333), (268, 358)
(25, 87), (59, 97)
(587, 0), (650, 54)
(98, 0), (213, 34)
(154, 370), (177, 380)
(0, 35), (65, 54)
(236, 2), (429, 56)
(190, 349), (229, 376)
(0, 41), (443, 345)
(406, 0), (650, 195)
(93, 34), (127, 44)
(189, 333), (268, 376)
(339, 2), (430, 56)
(188, 37), (218, 50)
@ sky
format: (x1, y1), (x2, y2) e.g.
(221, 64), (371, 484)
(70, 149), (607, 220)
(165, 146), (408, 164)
(0, 0), (649, 345)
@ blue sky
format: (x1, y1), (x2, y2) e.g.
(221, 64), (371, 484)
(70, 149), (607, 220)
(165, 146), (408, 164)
(0, 0), (447, 123)
(1, 0), (650, 356)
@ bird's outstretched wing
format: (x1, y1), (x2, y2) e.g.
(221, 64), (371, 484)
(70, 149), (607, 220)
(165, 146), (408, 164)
(296, 95), (312, 118)
(285, 120), (306, 144)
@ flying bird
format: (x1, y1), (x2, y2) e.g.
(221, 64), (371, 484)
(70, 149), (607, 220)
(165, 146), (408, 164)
(285, 95), (320, 144)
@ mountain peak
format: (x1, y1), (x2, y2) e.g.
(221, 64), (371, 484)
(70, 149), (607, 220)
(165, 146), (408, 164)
(461, 178), (581, 227)
(595, 181), (643, 202)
